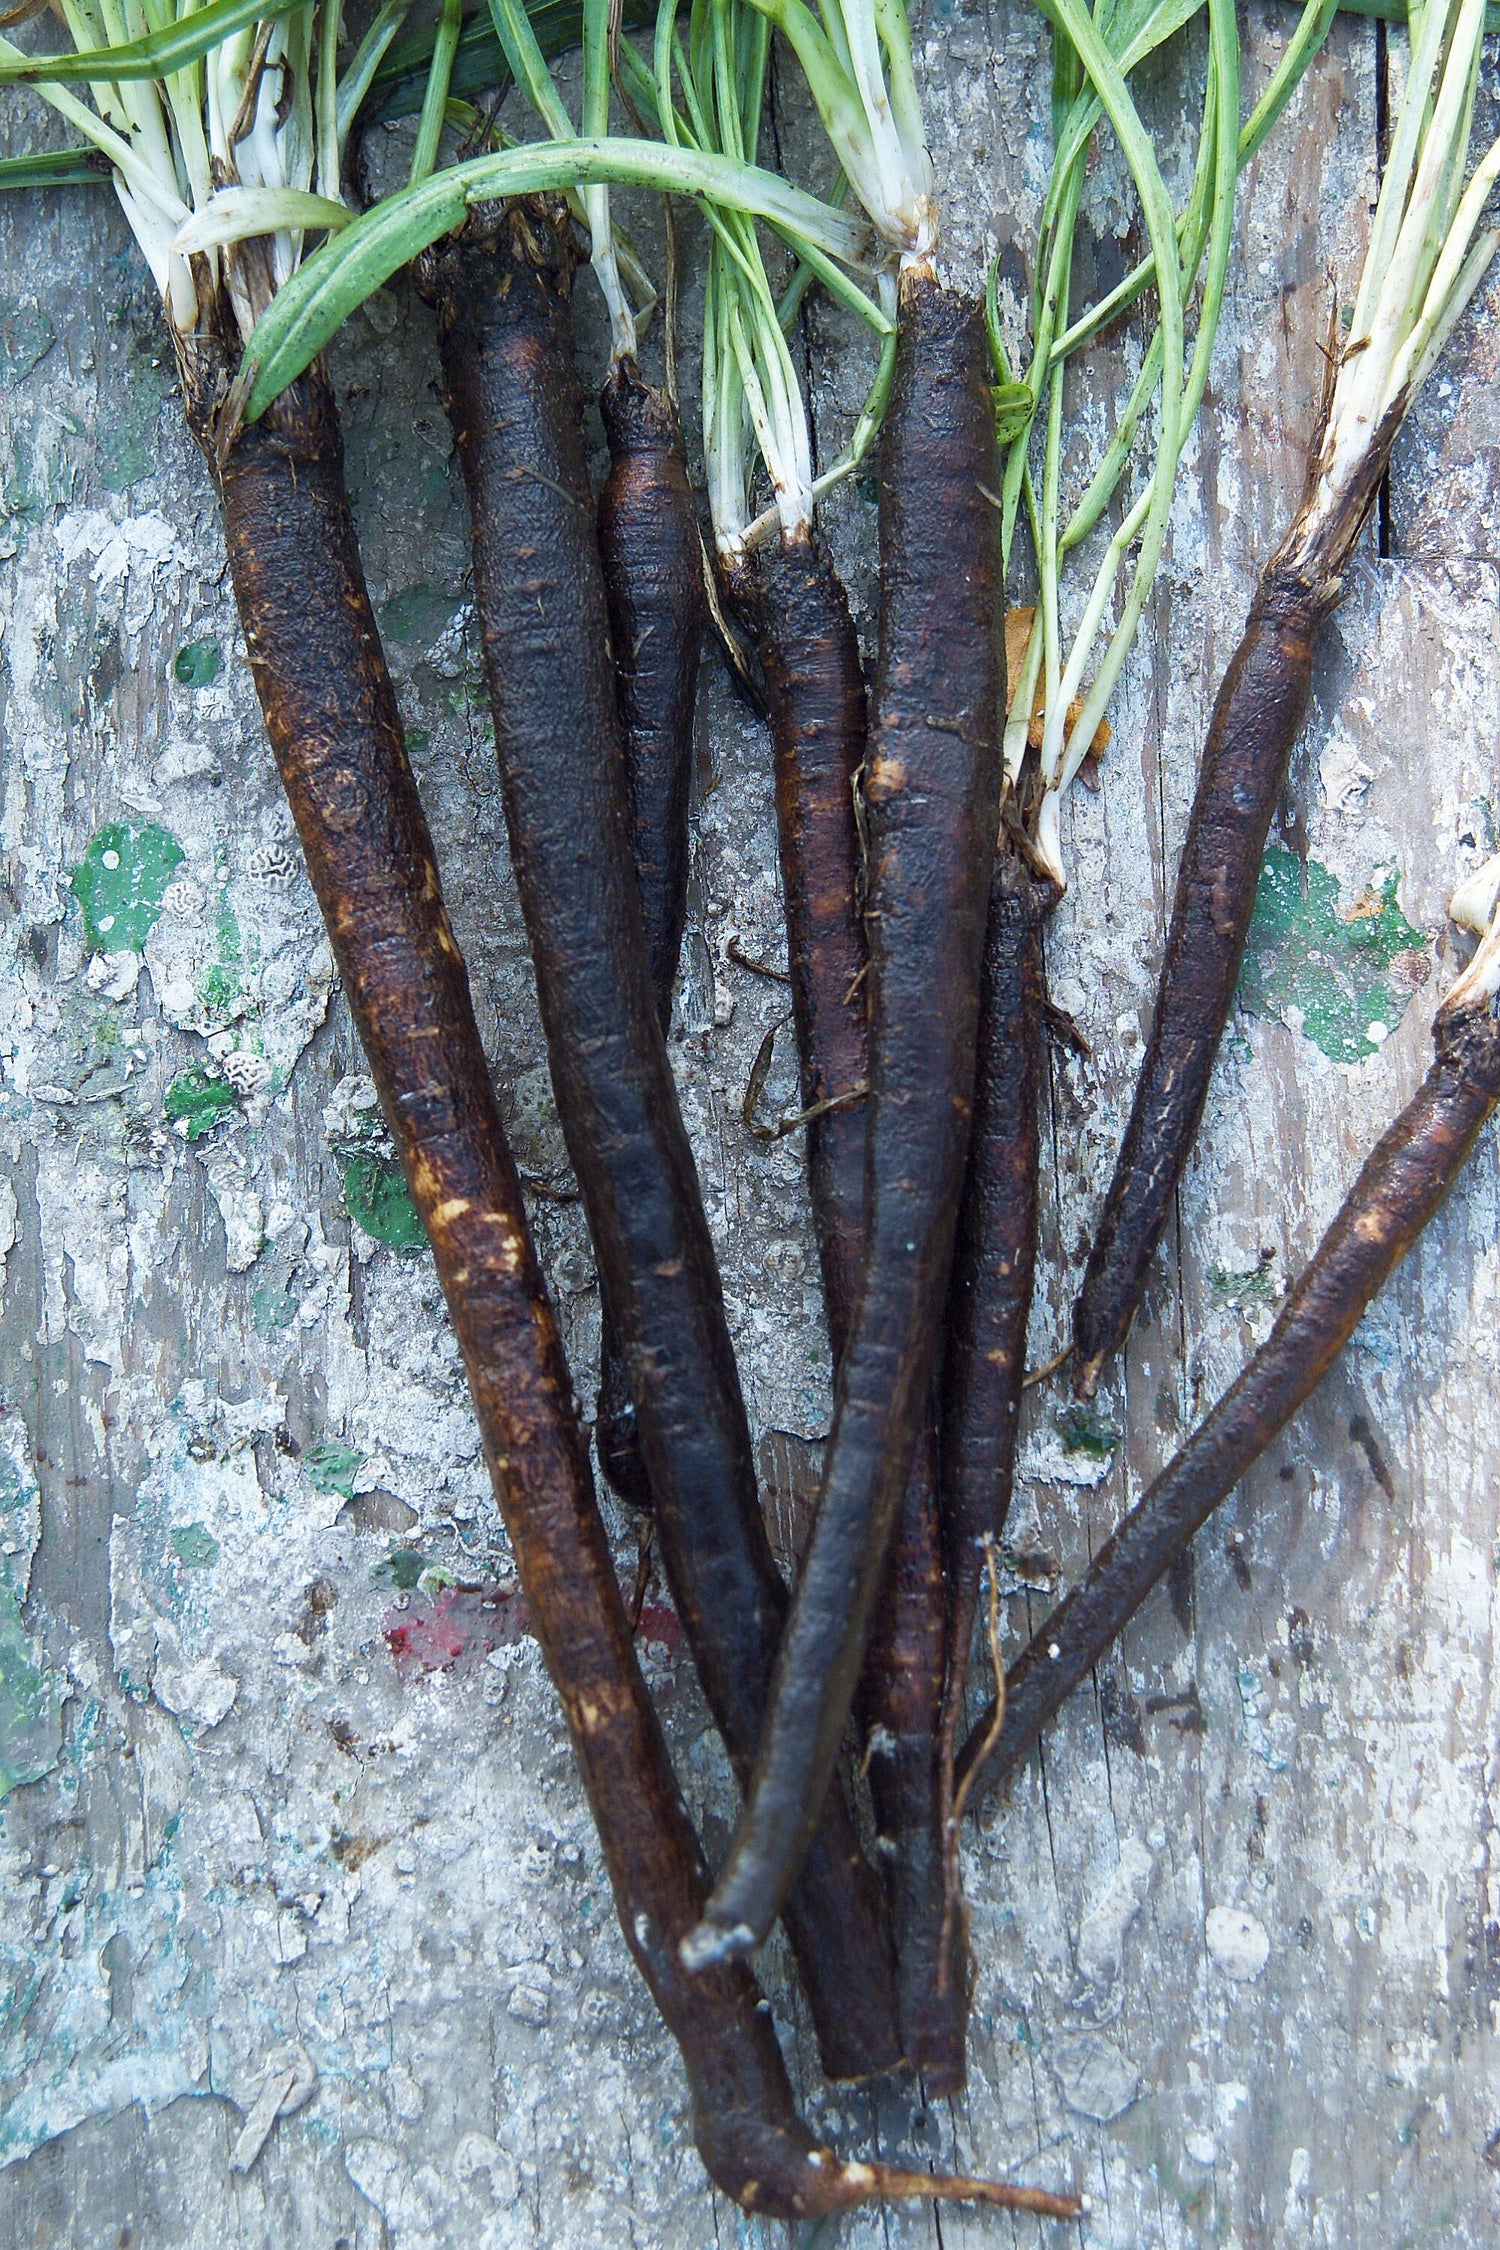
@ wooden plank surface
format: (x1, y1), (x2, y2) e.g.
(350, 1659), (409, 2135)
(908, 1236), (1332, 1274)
(4, 6), (1500, 2243)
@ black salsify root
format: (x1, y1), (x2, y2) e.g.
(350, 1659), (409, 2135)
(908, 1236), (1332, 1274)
(593, 356), (703, 1515)
(176, 257), (1084, 2232)
(934, 829), (1058, 2030)
(416, 197), (902, 2082)
(723, 524), (964, 2083)
(961, 988), (1500, 1807)
(1071, 411), (1403, 1403)
(178, 316), (874, 2227)
(688, 264), (1005, 1965)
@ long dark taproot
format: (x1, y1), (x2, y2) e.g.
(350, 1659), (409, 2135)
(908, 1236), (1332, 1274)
(418, 201), (899, 2079)
(964, 991), (1500, 1803)
(724, 524), (961, 2079)
(178, 338), (816, 2213)
(593, 357), (704, 1516)
(690, 266), (1004, 1962)
(1072, 415), (1401, 1401)
(935, 832), (1056, 2018)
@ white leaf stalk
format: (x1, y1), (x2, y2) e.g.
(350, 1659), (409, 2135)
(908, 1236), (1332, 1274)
(1297, 0), (1500, 561)
(745, 0), (934, 259)
(1, 0), (361, 343)
(1014, 0), (1242, 889)
(662, 0), (879, 556)
(486, 0), (640, 363)
(1446, 849), (1500, 1012)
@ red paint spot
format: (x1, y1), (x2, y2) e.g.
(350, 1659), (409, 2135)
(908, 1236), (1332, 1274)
(383, 1582), (531, 1675)
(636, 1602), (681, 1654)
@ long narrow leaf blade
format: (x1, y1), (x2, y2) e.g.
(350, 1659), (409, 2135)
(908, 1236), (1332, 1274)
(241, 134), (869, 419)
(0, 144), (108, 186)
(0, 0), (300, 83)
(174, 185), (353, 254)
(366, 0), (656, 122)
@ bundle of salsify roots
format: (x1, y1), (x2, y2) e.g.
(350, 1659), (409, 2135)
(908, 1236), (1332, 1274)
(6, 0), (1500, 2211)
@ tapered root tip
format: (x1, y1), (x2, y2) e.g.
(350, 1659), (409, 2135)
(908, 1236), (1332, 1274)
(859, 2165), (1083, 2218)
(679, 1917), (755, 1971)
(1072, 1349), (1104, 1402)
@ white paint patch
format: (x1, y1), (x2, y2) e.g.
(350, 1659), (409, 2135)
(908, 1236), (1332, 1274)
(201, 1151), (265, 1273)
(153, 1653), (239, 1732)
(345, 2137), (535, 2250)
(1206, 1905), (1271, 1981)
(54, 507), (180, 586)
(83, 949), (142, 1000)
(0, 1411), (41, 1597)
(1048, 2031), (1141, 2122)
(1018, 1424), (1117, 1490)
(1077, 1837), (1155, 1988)
(452, 2132), (521, 2205)
(0, 1178), (16, 1312)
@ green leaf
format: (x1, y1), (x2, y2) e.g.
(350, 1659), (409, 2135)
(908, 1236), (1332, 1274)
(0, 0), (302, 83)
(1055, 1402), (1121, 1461)
(992, 380), (1033, 444)
(374, 1546), (427, 1589)
(339, 1150), (428, 1249)
(0, 146), (108, 190)
(241, 135), (868, 418)
(173, 186), (353, 257)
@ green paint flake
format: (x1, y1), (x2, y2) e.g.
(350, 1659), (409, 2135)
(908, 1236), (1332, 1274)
(2, 404), (79, 521)
(251, 1266), (299, 1336)
(0, 1582), (60, 1801)
(339, 1150), (427, 1250)
(173, 636), (222, 688)
(197, 961), (242, 1017)
(374, 1546), (427, 1591)
(1056, 1402), (1121, 1461)
(164, 1066), (236, 1141)
(0, 301), (54, 389)
(95, 337), (172, 495)
(71, 821), (184, 953)
(379, 582), (460, 646)
(1239, 848), (1428, 1065)
(169, 1523), (220, 1569)
(304, 1441), (364, 1500)
(1208, 1254), (1277, 1308)
(217, 891), (243, 954)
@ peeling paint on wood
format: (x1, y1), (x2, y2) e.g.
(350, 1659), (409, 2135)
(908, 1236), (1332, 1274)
(3, 6), (1500, 2245)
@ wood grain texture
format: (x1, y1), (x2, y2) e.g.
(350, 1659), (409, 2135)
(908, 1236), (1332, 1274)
(3, 7), (1500, 2245)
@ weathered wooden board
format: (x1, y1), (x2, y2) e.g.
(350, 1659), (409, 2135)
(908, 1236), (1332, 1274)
(4, 6), (1500, 2244)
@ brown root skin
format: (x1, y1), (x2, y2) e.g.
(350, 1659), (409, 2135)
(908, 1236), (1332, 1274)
(593, 356), (703, 1516)
(597, 356), (702, 1032)
(963, 991), (1500, 1805)
(722, 530), (869, 1323)
(1071, 398), (1406, 1403)
(936, 834), (1056, 2015)
(725, 524), (963, 2081)
(180, 324), (828, 2220)
(187, 309), (1077, 2227)
(692, 268), (1004, 1963)
(860, 1429), (959, 2085)
(420, 201), (899, 2082)
(1070, 546), (1332, 1399)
